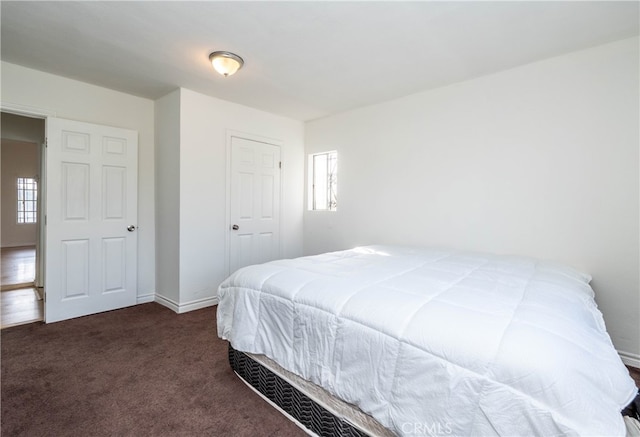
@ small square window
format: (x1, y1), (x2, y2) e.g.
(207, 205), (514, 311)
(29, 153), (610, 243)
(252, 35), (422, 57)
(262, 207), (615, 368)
(309, 151), (337, 211)
(17, 177), (38, 224)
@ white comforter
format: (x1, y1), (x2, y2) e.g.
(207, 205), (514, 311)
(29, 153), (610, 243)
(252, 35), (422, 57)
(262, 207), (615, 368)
(217, 246), (637, 436)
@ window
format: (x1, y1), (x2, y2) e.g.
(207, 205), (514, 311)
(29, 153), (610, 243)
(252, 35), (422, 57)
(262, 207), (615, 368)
(17, 177), (37, 224)
(309, 151), (337, 211)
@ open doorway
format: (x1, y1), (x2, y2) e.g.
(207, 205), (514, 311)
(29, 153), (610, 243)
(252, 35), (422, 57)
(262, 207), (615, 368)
(1, 112), (45, 328)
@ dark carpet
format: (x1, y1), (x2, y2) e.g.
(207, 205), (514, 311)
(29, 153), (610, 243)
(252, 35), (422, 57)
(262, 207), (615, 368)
(1, 303), (305, 437)
(630, 366), (640, 389)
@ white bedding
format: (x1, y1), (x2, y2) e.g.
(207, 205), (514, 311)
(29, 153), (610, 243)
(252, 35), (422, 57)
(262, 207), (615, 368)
(217, 245), (637, 436)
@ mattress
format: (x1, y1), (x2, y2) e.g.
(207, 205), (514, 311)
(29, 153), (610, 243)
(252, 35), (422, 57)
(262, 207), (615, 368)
(217, 245), (638, 436)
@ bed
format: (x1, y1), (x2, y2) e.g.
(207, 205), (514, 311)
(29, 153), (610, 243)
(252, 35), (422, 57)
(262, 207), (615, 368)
(217, 245), (638, 436)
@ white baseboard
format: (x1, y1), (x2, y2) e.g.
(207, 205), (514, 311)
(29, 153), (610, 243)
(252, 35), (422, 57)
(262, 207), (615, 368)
(619, 350), (640, 369)
(136, 293), (155, 304)
(154, 294), (180, 312)
(154, 294), (218, 314)
(176, 295), (219, 313)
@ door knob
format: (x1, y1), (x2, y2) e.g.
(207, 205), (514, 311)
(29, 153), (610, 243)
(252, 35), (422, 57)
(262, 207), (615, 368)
(127, 225), (136, 232)
(232, 224), (239, 230)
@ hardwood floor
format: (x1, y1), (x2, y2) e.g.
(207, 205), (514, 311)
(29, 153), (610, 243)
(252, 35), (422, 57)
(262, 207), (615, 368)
(1, 287), (43, 328)
(1, 246), (35, 289)
(1, 246), (42, 328)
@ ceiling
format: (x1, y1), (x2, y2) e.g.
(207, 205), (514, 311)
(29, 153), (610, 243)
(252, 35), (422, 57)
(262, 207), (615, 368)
(1, 1), (638, 121)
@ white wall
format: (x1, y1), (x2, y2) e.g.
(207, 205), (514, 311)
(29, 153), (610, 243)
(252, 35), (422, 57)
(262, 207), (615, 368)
(305, 37), (640, 359)
(1, 62), (156, 300)
(1, 140), (38, 247)
(154, 90), (181, 303)
(154, 88), (305, 311)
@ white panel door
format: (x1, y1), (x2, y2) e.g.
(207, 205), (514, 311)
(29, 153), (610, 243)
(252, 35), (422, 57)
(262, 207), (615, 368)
(229, 136), (281, 274)
(45, 118), (137, 323)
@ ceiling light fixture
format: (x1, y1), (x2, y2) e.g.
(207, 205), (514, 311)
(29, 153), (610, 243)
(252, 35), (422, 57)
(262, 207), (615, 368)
(209, 51), (244, 77)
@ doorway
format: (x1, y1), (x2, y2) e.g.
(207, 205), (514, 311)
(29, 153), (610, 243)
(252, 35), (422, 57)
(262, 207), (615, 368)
(1, 112), (45, 328)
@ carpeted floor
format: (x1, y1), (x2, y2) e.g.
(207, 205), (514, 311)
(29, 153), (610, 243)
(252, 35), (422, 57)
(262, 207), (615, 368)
(1, 303), (305, 437)
(629, 366), (640, 389)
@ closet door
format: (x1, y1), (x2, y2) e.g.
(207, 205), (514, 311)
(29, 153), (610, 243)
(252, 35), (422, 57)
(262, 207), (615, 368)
(229, 136), (281, 274)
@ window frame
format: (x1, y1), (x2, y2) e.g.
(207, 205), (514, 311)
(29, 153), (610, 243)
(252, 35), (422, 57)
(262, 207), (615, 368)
(309, 151), (337, 212)
(16, 176), (38, 224)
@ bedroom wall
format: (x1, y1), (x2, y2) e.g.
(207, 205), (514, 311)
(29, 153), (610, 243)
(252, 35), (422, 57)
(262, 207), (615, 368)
(0, 61), (156, 301)
(304, 37), (640, 362)
(154, 88), (305, 312)
(0, 140), (39, 247)
(154, 90), (181, 304)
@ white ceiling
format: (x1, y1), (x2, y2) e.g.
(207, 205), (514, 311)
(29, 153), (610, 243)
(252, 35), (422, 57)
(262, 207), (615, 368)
(1, 1), (638, 121)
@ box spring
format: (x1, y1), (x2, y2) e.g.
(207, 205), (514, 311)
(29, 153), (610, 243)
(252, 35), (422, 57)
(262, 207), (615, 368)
(228, 344), (393, 437)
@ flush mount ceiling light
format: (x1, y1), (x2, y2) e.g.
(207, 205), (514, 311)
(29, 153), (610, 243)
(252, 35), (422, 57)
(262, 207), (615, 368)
(209, 51), (244, 77)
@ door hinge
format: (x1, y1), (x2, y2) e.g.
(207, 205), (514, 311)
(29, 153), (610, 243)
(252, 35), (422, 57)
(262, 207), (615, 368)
(45, 138), (48, 148)
(45, 215), (47, 226)
(279, 161), (282, 169)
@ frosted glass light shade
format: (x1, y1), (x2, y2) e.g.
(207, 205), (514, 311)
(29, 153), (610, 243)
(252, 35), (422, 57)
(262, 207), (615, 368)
(209, 51), (244, 77)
